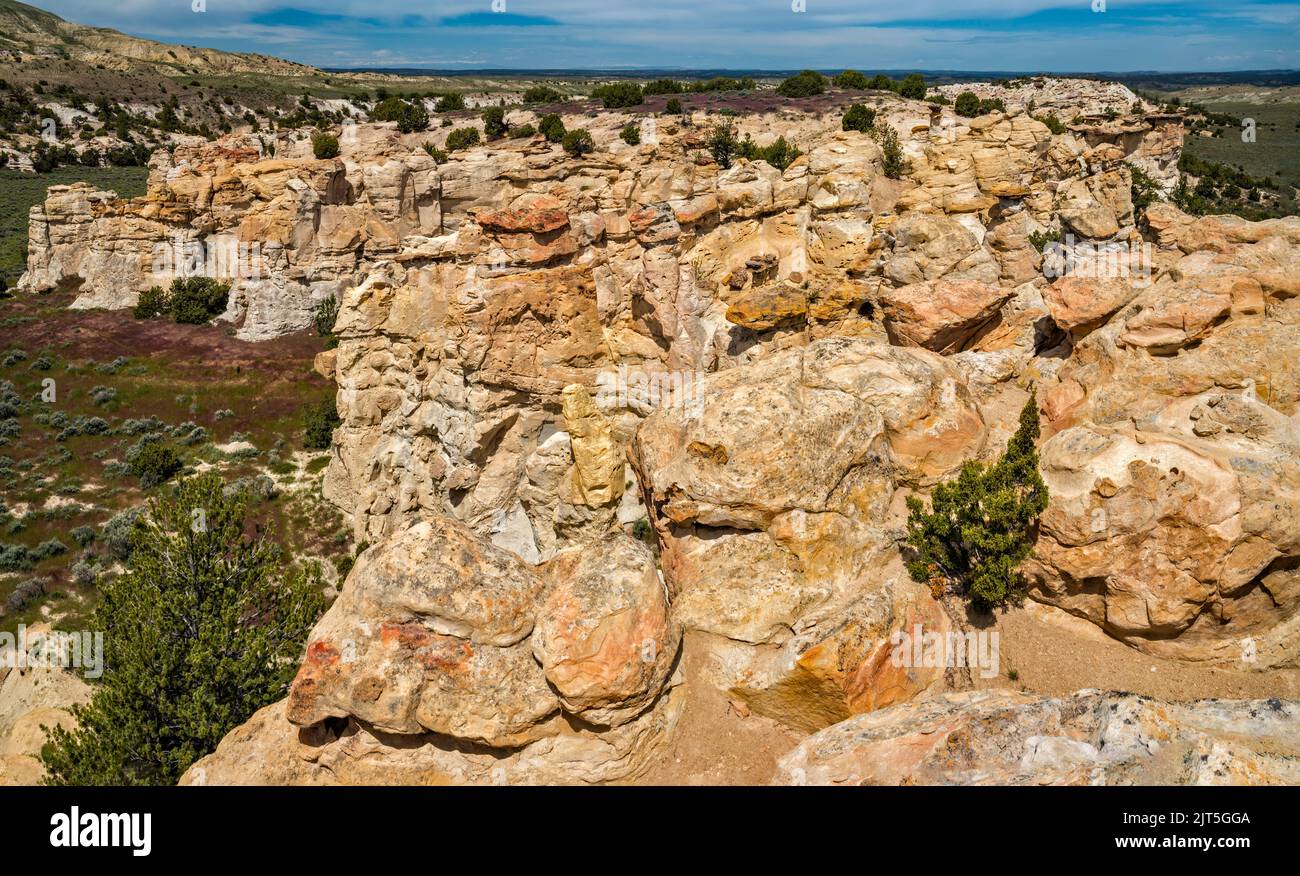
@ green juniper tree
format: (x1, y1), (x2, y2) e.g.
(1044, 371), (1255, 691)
(904, 395), (1049, 609)
(41, 474), (324, 785)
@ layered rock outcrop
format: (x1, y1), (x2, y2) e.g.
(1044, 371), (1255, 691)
(1030, 210), (1300, 667)
(21, 128), (441, 340)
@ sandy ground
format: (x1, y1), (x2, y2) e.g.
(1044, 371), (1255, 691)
(975, 600), (1300, 701)
(633, 633), (802, 786)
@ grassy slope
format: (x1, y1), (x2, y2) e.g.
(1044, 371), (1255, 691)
(0, 291), (350, 633)
(1164, 87), (1300, 216)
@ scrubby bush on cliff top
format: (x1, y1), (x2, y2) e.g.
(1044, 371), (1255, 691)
(898, 73), (927, 100)
(310, 130), (339, 159)
(842, 104), (876, 133)
(904, 395), (1048, 610)
(709, 127), (803, 171)
(41, 474), (324, 785)
(562, 128), (595, 157)
(434, 93), (466, 113)
(445, 127), (481, 151)
(778, 69), (827, 98)
(955, 92), (982, 117)
(482, 106), (508, 140)
(833, 69), (870, 90)
(591, 81), (643, 108)
(538, 113), (566, 143)
(522, 85), (565, 104)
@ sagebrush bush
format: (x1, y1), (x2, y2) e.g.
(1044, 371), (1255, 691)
(904, 396), (1049, 609)
(129, 442), (182, 489)
(102, 507), (146, 561)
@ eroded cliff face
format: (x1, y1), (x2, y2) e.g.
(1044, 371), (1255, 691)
(1031, 205), (1300, 667)
(311, 98), (1179, 564)
(20, 127), (441, 341)
(33, 82), (1300, 784)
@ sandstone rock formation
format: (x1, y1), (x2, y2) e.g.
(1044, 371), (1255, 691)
(21, 129), (441, 341)
(629, 337), (985, 728)
(30, 77), (1300, 786)
(775, 689), (1300, 785)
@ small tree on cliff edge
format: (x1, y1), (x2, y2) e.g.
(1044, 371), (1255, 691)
(41, 475), (323, 785)
(904, 394), (1048, 610)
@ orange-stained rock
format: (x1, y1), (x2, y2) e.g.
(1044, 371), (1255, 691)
(533, 534), (680, 726)
(1043, 276), (1138, 336)
(879, 279), (1015, 353)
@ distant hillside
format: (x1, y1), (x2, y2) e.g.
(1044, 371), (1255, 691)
(0, 0), (318, 76)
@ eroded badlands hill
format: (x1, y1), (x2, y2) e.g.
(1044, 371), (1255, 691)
(19, 81), (1300, 784)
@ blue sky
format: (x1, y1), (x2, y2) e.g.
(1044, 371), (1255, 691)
(32, 0), (1300, 71)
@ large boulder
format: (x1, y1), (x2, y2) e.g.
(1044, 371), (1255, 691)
(879, 279), (1015, 353)
(533, 533), (679, 726)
